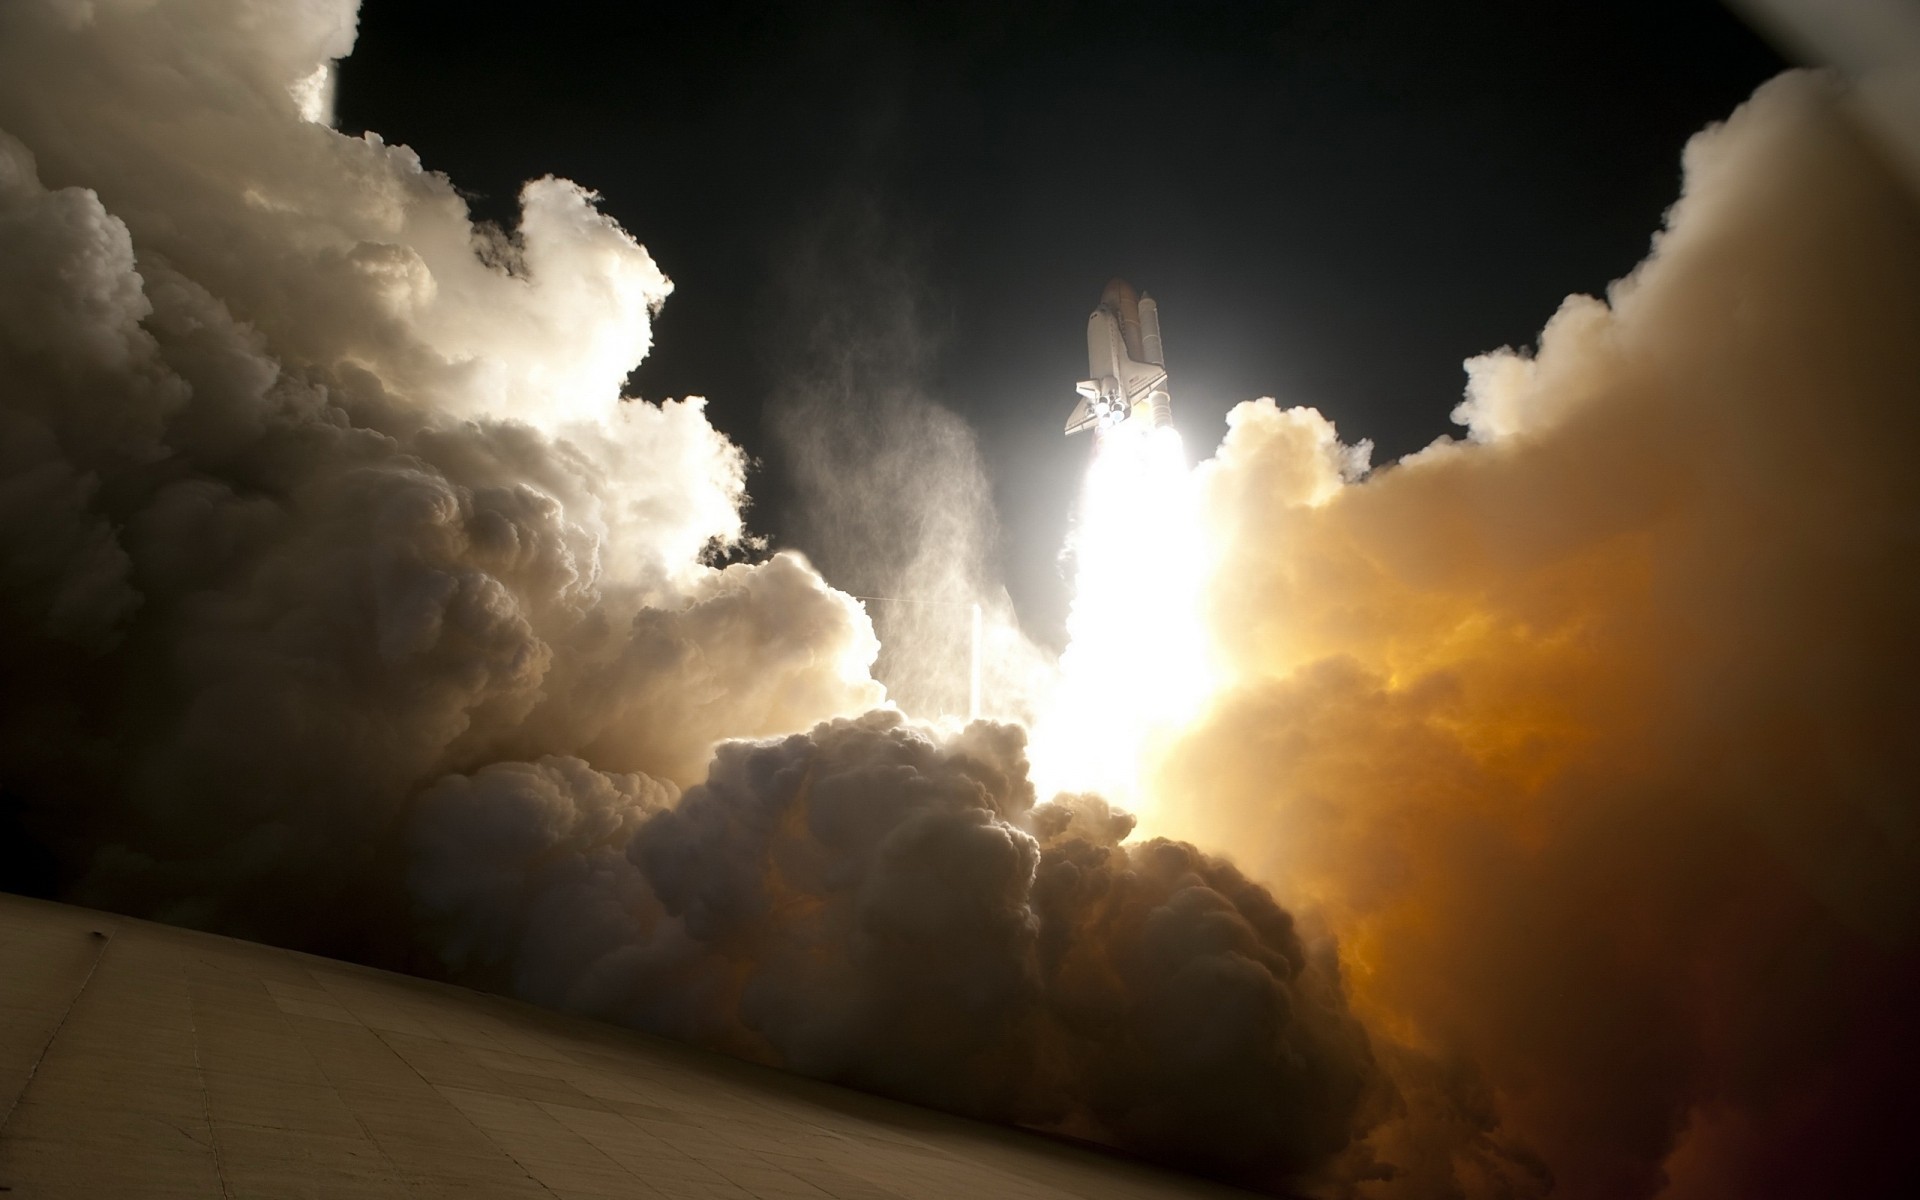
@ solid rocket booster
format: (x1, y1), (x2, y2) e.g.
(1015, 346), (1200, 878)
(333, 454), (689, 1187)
(1065, 278), (1171, 436)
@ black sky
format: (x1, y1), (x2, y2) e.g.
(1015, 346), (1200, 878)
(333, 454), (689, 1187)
(334, 0), (1786, 640)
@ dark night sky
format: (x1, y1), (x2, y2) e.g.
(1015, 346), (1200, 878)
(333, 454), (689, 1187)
(334, 0), (1787, 639)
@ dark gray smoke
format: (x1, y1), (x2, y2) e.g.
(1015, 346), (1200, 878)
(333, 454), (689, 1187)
(414, 710), (1378, 1188)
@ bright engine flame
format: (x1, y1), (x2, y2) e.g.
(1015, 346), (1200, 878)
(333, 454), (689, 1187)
(1028, 423), (1216, 824)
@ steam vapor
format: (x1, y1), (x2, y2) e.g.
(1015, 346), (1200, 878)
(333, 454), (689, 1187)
(1, 1), (1916, 1197)
(766, 199), (1050, 724)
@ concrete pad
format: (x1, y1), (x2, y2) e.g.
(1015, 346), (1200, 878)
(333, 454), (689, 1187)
(0, 892), (1256, 1199)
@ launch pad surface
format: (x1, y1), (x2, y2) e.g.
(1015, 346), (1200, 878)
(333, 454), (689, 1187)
(0, 893), (1249, 1199)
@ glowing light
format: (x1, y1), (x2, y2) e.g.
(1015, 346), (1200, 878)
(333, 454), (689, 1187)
(1028, 422), (1215, 824)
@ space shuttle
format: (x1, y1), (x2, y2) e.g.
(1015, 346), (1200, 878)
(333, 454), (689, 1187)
(1065, 278), (1171, 436)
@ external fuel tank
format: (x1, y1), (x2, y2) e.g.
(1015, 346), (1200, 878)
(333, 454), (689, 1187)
(1066, 278), (1171, 436)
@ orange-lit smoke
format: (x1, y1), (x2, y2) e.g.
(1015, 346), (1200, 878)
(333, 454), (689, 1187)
(1144, 73), (1919, 1198)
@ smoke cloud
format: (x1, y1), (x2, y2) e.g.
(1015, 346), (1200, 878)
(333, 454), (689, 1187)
(1159, 72), (1920, 1198)
(0, 0), (1371, 1191)
(2, 2), (1913, 1197)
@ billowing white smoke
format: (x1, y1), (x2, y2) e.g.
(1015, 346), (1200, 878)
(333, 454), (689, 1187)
(0, 0), (883, 946)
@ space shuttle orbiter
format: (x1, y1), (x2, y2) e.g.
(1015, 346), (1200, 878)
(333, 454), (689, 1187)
(1065, 278), (1171, 436)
